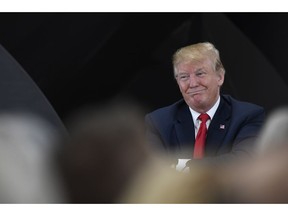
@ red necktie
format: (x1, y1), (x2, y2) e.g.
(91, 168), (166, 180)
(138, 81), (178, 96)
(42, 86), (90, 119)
(193, 113), (210, 159)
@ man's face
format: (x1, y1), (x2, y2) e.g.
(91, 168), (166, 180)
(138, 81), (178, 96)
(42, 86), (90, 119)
(175, 58), (224, 113)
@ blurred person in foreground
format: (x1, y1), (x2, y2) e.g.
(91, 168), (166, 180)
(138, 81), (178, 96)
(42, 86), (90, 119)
(214, 107), (288, 203)
(120, 160), (223, 203)
(218, 148), (288, 203)
(0, 112), (66, 203)
(57, 101), (162, 203)
(255, 106), (288, 154)
(145, 42), (265, 168)
(212, 108), (288, 203)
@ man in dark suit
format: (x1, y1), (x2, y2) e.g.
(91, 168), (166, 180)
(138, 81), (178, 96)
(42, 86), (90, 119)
(145, 42), (265, 166)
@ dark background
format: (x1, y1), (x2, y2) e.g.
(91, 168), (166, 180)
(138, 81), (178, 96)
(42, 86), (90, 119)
(0, 13), (288, 128)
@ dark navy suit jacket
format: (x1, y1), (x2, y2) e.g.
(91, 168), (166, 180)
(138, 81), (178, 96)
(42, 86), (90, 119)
(145, 95), (265, 164)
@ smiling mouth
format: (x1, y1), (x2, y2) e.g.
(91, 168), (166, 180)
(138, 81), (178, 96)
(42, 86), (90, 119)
(187, 89), (206, 95)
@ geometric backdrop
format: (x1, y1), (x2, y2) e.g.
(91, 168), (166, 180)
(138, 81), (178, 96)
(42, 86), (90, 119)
(0, 13), (287, 125)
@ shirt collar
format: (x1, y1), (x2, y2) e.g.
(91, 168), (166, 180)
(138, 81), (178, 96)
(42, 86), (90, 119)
(189, 96), (221, 124)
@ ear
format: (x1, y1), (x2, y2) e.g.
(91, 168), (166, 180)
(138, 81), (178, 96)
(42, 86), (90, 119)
(217, 71), (225, 86)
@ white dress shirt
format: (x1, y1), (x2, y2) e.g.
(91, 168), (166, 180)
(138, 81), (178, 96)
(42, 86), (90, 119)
(189, 96), (221, 138)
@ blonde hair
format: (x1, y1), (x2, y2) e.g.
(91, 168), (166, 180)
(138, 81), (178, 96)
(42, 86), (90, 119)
(172, 42), (225, 76)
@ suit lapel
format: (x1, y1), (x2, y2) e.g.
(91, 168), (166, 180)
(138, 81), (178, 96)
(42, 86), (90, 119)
(174, 104), (195, 154)
(205, 96), (231, 156)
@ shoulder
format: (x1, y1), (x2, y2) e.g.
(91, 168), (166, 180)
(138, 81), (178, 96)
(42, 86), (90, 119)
(222, 94), (263, 109)
(145, 99), (187, 122)
(148, 99), (185, 114)
(221, 94), (265, 116)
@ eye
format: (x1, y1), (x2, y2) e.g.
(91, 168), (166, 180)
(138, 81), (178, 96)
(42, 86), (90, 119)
(178, 74), (189, 81)
(195, 70), (205, 77)
(180, 74), (189, 79)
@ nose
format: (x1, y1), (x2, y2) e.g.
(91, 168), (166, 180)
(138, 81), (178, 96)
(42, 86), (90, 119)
(188, 75), (198, 87)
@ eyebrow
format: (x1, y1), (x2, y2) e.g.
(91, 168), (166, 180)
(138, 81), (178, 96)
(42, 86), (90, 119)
(178, 68), (205, 74)
(195, 68), (205, 73)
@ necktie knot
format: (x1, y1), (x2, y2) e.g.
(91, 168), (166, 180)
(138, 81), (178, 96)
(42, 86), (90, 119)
(198, 113), (210, 123)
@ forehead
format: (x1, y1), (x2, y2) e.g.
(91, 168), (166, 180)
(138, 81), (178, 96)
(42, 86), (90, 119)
(177, 58), (213, 73)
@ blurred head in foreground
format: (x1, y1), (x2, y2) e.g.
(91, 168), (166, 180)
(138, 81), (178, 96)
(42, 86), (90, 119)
(0, 112), (66, 203)
(58, 101), (158, 203)
(255, 106), (288, 154)
(219, 107), (288, 203)
(120, 162), (223, 203)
